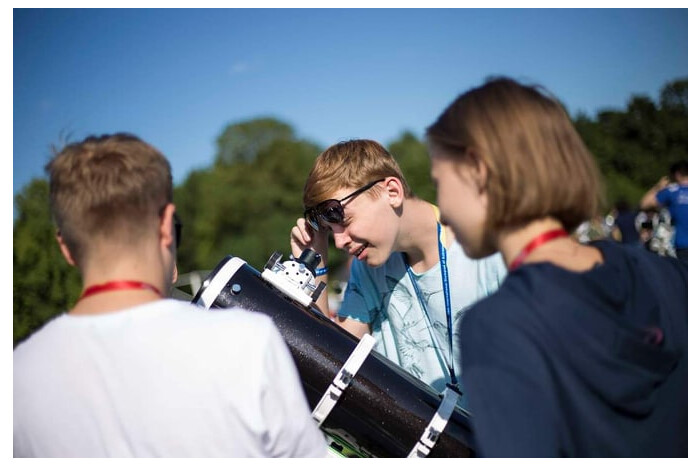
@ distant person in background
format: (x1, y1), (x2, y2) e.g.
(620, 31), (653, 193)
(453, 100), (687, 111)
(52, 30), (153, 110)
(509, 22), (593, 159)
(14, 133), (327, 457)
(635, 209), (657, 251)
(640, 160), (688, 263)
(611, 200), (640, 246)
(427, 77), (687, 457)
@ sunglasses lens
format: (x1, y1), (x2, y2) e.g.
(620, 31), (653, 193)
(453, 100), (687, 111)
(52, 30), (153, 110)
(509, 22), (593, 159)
(319, 201), (344, 224)
(304, 210), (320, 231)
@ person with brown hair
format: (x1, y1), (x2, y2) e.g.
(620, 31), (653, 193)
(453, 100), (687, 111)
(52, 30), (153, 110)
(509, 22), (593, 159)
(427, 77), (687, 457)
(290, 139), (506, 403)
(14, 133), (327, 457)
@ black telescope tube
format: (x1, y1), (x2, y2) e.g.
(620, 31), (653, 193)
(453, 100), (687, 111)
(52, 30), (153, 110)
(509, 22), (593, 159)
(192, 256), (476, 458)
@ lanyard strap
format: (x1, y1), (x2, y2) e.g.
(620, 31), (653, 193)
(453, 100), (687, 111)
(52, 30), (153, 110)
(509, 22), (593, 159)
(508, 228), (569, 271)
(404, 221), (458, 388)
(79, 280), (163, 302)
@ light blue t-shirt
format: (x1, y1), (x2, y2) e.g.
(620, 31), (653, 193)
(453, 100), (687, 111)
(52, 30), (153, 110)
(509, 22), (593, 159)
(338, 241), (506, 404)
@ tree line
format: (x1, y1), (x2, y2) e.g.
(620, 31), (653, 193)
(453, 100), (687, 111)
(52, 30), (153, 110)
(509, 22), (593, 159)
(13, 78), (687, 346)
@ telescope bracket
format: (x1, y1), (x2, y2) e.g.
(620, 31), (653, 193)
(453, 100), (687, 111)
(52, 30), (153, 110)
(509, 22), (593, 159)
(311, 333), (376, 426)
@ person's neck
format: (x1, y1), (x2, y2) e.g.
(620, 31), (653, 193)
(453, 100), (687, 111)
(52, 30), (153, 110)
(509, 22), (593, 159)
(70, 256), (167, 316)
(397, 198), (451, 274)
(497, 217), (603, 272)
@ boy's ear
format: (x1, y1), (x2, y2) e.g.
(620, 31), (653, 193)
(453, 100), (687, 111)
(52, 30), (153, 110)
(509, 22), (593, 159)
(384, 177), (404, 207)
(56, 230), (76, 267)
(159, 203), (177, 250)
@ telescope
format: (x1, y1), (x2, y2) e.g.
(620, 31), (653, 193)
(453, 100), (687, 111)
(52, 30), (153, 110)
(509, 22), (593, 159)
(191, 250), (475, 457)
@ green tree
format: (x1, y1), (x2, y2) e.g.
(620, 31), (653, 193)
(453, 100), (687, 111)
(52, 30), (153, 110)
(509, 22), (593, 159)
(175, 118), (323, 273)
(574, 78), (688, 209)
(215, 117), (295, 166)
(13, 179), (81, 346)
(388, 131), (435, 203)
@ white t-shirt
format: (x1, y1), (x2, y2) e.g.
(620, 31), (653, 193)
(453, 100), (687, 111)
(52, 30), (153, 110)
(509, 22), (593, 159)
(13, 299), (327, 457)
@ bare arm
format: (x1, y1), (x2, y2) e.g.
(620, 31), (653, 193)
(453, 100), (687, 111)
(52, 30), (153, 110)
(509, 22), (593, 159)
(640, 176), (669, 210)
(336, 316), (371, 339)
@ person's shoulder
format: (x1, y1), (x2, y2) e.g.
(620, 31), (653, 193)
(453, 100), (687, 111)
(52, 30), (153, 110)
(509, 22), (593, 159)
(592, 240), (687, 294)
(164, 299), (277, 336)
(458, 284), (535, 353)
(463, 279), (529, 324)
(658, 182), (681, 196)
(596, 239), (684, 270)
(13, 313), (67, 358)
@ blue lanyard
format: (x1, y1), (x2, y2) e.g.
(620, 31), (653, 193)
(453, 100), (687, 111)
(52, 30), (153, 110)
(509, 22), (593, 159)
(404, 222), (458, 388)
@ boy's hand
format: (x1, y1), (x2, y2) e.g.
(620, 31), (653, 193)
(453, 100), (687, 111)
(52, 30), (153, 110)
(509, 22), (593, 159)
(290, 218), (330, 261)
(290, 217), (332, 319)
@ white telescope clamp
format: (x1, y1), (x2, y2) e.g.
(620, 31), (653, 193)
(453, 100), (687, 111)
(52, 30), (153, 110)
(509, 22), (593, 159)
(407, 385), (461, 458)
(312, 333), (376, 426)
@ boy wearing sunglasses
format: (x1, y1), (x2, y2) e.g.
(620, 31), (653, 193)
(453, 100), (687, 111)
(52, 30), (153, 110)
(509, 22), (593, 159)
(290, 139), (506, 400)
(14, 133), (327, 457)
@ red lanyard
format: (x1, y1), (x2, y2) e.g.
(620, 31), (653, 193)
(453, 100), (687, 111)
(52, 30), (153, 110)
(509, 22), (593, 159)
(79, 280), (163, 301)
(508, 228), (569, 271)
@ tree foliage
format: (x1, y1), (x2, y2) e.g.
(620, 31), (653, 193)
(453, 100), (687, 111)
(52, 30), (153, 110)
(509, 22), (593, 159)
(176, 120), (322, 273)
(573, 78), (688, 208)
(13, 78), (687, 344)
(214, 117), (296, 166)
(388, 131), (435, 203)
(13, 179), (81, 346)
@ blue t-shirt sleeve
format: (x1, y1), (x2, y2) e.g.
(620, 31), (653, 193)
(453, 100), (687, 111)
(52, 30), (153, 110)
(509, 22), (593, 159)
(656, 187), (671, 206)
(337, 259), (379, 323)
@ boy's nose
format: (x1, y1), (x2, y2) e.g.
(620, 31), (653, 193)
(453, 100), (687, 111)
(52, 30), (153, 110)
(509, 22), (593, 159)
(331, 225), (351, 251)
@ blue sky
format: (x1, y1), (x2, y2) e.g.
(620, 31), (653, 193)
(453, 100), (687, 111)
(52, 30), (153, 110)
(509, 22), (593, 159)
(13, 8), (688, 202)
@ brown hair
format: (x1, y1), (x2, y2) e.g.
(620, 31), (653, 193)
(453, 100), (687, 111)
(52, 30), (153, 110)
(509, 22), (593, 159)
(46, 133), (173, 266)
(426, 77), (602, 233)
(303, 139), (413, 208)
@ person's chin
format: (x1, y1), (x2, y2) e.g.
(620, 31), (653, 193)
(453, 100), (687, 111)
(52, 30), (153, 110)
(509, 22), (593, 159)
(457, 237), (493, 260)
(363, 248), (387, 268)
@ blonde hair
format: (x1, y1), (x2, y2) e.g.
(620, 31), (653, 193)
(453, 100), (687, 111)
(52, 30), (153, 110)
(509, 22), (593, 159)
(427, 77), (602, 233)
(303, 139), (413, 208)
(46, 133), (173, 266)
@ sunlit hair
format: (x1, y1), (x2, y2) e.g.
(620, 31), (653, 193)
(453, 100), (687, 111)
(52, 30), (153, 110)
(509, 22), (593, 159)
(426, 76), (603, 233)
(46, 133), (173, 266)
(303, 139), (414, 208)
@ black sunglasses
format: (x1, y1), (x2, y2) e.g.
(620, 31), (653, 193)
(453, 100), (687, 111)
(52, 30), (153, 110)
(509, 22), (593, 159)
(304, 179), (384, 231)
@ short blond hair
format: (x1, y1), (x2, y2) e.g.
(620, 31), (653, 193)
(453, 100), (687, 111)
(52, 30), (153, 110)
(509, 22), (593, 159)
(303, 139), (413, 208)
(427, 77), (602, 233)
(46, 133), (173, 266)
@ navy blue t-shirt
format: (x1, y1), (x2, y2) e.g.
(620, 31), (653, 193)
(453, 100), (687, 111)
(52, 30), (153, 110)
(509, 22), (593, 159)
(614, 210), (639, 244)
(458, 240), (687, 457)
